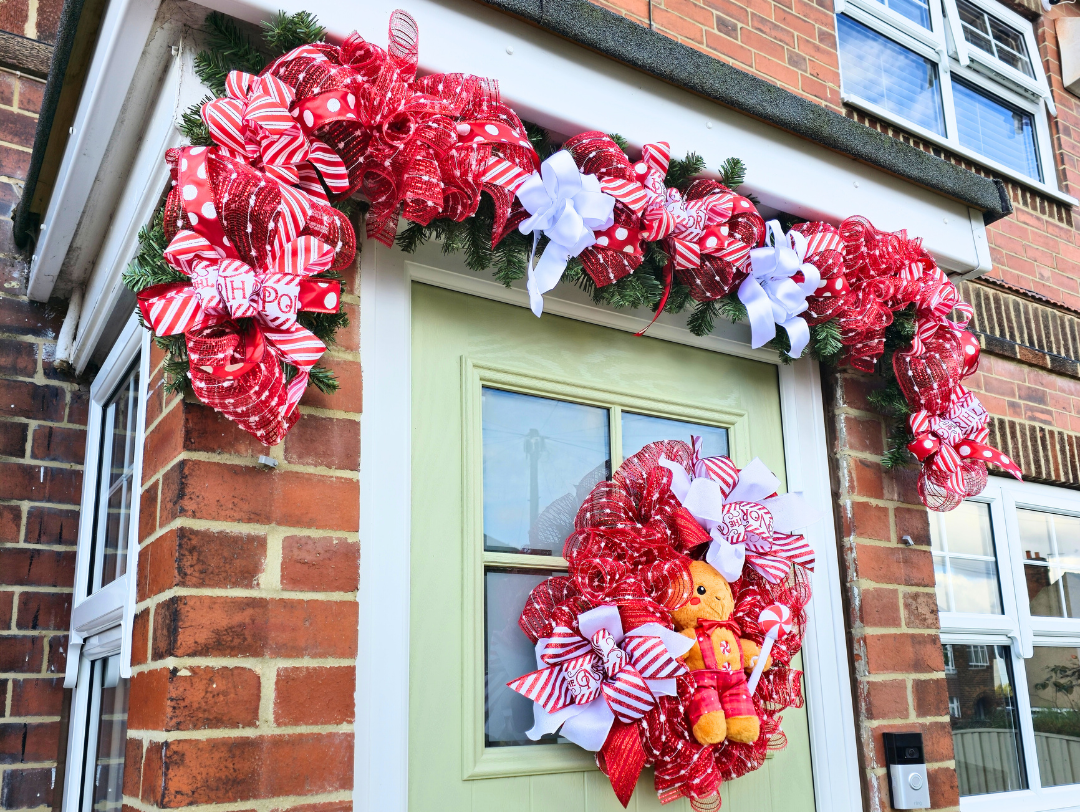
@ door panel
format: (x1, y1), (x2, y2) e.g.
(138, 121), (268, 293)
(411, 282), (814, 812)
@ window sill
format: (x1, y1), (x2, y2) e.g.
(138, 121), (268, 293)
(841, 94), (1078, 207)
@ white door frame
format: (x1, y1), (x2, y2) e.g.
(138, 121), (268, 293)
(355, 238), (863, 812)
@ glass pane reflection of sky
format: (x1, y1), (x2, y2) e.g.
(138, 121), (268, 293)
(482, 388), (610, 556)
(621, 413), (728, 460)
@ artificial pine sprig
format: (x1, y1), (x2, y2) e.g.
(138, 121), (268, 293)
(194, 12), (267, 96)
(262, 10), (325, 55)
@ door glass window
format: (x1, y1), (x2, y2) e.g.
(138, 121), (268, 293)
(1017, 509), (1080, 619)
(484, 568), (563, 746)
(1025, 646), (1080, 788)
(481, 388), (610, 557)
(479, 385), (733, 752)
(930, 500), (1003, 614)
(945, 644), (1027, 795)
(621, 412), (728, 460)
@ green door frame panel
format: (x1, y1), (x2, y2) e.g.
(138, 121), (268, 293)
(355, 240), (863, 812)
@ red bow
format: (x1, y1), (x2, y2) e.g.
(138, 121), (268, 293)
(508, 624), (685, 722)
(138, 231), (340, 411)
(907, 386), (1022, 496)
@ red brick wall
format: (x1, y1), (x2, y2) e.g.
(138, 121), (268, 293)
(0, 67), (84, 812)
(0, 0), (67, 44)
(122, 264), (362, 812)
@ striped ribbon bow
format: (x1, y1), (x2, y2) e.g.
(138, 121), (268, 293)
(508, 605), (693, 752)
(907, 386), (1022, 494)
(137, 231), (340, 409)
(203, 71), (350, 201)
(660, 437), (816, 583)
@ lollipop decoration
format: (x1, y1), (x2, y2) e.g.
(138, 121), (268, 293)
(747, 603), (793, 694)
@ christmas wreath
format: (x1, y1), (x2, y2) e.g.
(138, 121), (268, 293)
(508, 438), (814, 809)
(121, 9), (1022, 510)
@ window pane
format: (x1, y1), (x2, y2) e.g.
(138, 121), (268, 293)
(620, 413), (728, 461)
(837, 15), (945, 135)
(89, 659), (129, 812)
(956, 0), (1034, 77)
(1025, 647), (1080, 788)
(943, 501), (996, 556)
(931, 501), (1002, 614)
(947, 644), (1027, 796)
(484, 568), (564, 746)
(481, 388), (610, 557)
(95, 367), (140, 589)
(1018, 510), (1080, 619)
(951, 559), (1004, 614)
(869, 0), (931, 28)
(953, 81), (1041, 181)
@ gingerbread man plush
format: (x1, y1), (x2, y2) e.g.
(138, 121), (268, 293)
(671, 559), (772, 745)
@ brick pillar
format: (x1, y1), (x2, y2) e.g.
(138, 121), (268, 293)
(827, 370), (958, 812)
(0, 68), (84, 812)
(124, 259), (362, 811)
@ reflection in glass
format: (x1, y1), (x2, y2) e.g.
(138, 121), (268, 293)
(870, 0), (931, 28)
(837, 15), (946, 136)
(955, 0), (1034, 77)
(484, 568), (564, 746)
(481, 388), (610, 557)
(953, 81), (1041, 181)
(620, 413), (728, 461)
(89, 658), (129, 812)
(946, 644), (1027, 796)
(94, 367), (140, 590)
(1018, 509), (1080, 619)
(930, 501), (1002, 614)
(1025, 646), (1080, 788)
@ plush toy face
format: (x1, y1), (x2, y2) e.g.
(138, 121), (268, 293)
(671, 559), (735, 630)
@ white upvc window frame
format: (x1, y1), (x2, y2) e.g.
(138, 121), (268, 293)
(61, 313), (149, 812)
(835, 0), (1064, 200)
(936, 477), (1080, 812)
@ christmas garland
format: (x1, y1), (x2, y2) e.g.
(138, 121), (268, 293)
(122, 9), (1023, 506)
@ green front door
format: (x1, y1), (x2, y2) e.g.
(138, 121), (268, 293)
(410, 282), (815, 811)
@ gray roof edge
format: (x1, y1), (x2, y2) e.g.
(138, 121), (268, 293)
(478, 0), (1014, 223)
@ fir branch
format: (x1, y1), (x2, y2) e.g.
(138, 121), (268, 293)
(882, 423), (915, 470)
(606, 133), (629, 154)
(665, 152), (706, 190)
(524, 121), (556, 161)
(262, 10), (325, 55)
(719, 157), (747, 192)
(808, 318), (842, 364)
(307, 363), (338, 394)
(179, 100), (213, 147)
(195, 12), (266, 96)
(122, 212), (185, 293)
(686, 300), (720, 337)
(299, 309), (350, 348)
(715, 291), (748, 324)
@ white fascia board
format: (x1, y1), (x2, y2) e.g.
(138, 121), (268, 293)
(26, 0), (163, 302)
(71, 44), (204, 374)
(200, 0), (991, 273)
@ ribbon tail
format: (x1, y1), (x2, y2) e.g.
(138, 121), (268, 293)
(635, 258), (673, 337)
(598, 720), (646, 808)
(739, 275), (777, 349)
(782, 315), (810, 358)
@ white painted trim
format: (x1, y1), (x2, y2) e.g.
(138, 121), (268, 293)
(72, 44), (203, 373)
(64, 314), (147, 689)
(26, 0), (163, 301)
(355, 239), (863, 812)
(196, 0), (989, 274)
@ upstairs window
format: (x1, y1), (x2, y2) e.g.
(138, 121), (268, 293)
(836, 0), (1057, 188)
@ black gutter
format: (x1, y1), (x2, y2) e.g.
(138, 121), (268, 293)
(12, 0), (89, 249)
(477, 0), (1015, 224)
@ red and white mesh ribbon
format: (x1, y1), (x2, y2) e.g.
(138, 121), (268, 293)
(907, 386), (1022, 494)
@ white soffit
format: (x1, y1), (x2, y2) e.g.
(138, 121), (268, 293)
(201, 0), (991, 273)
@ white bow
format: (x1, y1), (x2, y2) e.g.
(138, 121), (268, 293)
(660, 456), (815, 581)
(740, 220), (821, 358)
(524, 605), (693, 751)
(516, 150), (616, 316)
